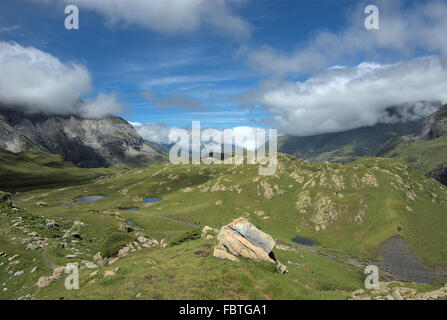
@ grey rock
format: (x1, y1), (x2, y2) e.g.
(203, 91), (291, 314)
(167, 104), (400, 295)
(227, 217), (276, 254)
(214, 218), (281, 267)
(45, 220), (58, 228)
(36, 201), (48, 207)
(277, 262), (288, 275)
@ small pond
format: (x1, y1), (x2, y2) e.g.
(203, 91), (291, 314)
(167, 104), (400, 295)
(120, 207), (140, 211)
(292, 236), (320, 246)
(142, 197), (162, 204)
(75, 195), (108, 203)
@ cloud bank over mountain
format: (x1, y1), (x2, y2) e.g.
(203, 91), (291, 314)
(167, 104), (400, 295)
(131, 122), (172, 145)
(131, 122), (261, 152)
(5, 0), (447, 137)
(0, 41), (122, 118)
(240, 57), (447, 136)
(237, 1), (447, 136)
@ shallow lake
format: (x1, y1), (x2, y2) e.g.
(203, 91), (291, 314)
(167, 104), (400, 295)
(75, 195), (108, 203)
(379, 236), (436, 284)
(292, 236), (320, 246)
(142, 197), (162, 204)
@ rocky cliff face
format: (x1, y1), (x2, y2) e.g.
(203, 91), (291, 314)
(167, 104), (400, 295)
(0, 106), (166, 168)
(415, 104), (447, 140)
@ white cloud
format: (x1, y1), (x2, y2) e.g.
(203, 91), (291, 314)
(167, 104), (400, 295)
(241, 57), (447, 136)
(133, 122), (172, 145)
(47, 0), (250, 40)
(141, 75), (234, 88)
(231, 126), (258, 151)
(128, 121), (142, 127)
(199, 126), (260, 153)
(242, 0), (447, 75)
(0, 41), (90, 113)
(235, 1), (447, 136)
(0, 25), (20, 33)
(79, 93), (123, 118)
(134, 122), (261, 151)
(0, 41), (123, 118)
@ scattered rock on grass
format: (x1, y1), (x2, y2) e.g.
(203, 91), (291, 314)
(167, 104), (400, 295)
(201, 226), (219, 240)
(104, 270), (115, 277)
(37, 277), (51, 289)
(36, 201), (48, 207)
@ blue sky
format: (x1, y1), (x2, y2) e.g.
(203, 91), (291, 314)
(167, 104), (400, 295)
(0, 0), (446, 140)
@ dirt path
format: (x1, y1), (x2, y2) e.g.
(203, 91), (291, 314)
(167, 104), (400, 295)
(42, 242), (56, 270)
(156, 215), (200, 228)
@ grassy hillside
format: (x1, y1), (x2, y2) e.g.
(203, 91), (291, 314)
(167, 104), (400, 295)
(1, 153), (447, 300)
(277, 122), (420, 162)
(382, 105), (447, 185)
(34, 239), (364, 300)
(0, 150), (125, 192)
(384, 137), (447, 185)
(12, 153), (447, 264)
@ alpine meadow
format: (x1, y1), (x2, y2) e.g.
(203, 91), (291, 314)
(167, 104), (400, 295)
(1, 0), (447, 309)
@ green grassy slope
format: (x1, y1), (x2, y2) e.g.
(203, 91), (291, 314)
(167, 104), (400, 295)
(34, 239), (363, 300)
(384, 137), (447, 185)
(277, 122), (421, 162)
(14, 153), (447, 266)
(2, 153), (447, 300)
(382, 105), (447, 185)
(0, 150), (126, 192)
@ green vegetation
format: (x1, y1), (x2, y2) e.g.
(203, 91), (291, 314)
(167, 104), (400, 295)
(384, 136), (447, 185)
(0, 150), (124, 192)
(277, 121), (420, 162)
(35, 239), (363, 300)
(1, 150), (447, 300)
(100, 232), (136, 258)
(9, 153), (447, 266)
(168, 228), (202, 247)
(381, 104), (447, 185)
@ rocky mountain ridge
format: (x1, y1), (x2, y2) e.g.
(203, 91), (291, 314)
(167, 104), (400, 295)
(0, 106), (166, 168)
(277, 121), (421, 163)
(380, 104), (447, 185)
